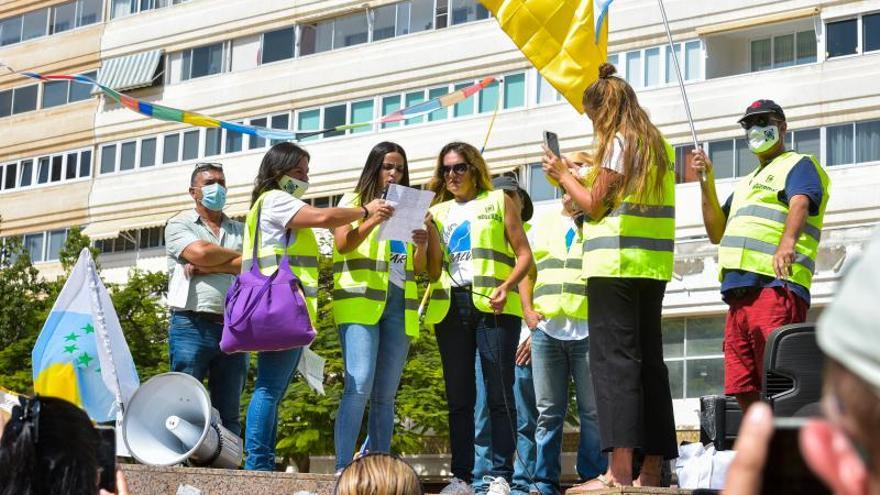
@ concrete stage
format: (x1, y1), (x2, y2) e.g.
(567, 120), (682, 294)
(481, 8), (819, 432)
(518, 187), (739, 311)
(121, 464), (697, 495)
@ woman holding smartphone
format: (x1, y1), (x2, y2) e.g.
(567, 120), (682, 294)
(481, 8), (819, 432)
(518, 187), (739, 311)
(332, 142), (428, 472)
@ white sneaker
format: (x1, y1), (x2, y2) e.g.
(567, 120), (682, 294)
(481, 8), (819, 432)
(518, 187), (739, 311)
(484, 476), (511, 495)
(440, 477), (476, 494)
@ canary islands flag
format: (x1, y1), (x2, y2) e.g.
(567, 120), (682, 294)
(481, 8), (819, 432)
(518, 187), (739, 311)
(480, 0), (612, 113)
(32, 248), (139, 422)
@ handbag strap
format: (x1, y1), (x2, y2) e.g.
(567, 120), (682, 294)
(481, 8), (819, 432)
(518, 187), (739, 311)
(251, 194), (295, 275)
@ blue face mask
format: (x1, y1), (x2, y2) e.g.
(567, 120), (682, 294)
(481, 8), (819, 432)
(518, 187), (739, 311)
(199, 183), (226, 211)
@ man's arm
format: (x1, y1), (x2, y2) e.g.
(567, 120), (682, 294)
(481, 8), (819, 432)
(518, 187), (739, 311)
(181, 241), (240, 267)
(692, 149), (727, 244)
(774, 194), (810, 279)
(188, 256), (242, 276)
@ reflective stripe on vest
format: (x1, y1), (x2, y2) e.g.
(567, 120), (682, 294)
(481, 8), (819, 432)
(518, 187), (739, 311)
(242, 191), (320, 322)
(582, 140), (676, 281)
(425, 189), (522, 324)
(331, 192), (420, 339)
(718, 151), (829, 290)
(531, 214), (588, 319)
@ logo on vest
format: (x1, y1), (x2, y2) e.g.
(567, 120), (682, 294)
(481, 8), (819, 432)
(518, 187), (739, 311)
(446, 221), (473, 263)
(390, 240), (407, 264)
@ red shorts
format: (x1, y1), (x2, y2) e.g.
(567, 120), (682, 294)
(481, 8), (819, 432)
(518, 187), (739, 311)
(723, 287), (808, 395)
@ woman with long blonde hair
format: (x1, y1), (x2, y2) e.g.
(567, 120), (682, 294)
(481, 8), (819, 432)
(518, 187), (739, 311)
(424, 142), (533, 494)
(543, 63), (677, 491)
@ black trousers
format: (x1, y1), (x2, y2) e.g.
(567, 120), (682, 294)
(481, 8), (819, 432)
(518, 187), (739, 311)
(435, 287), (520, 482)
(587, 277), (678, 459)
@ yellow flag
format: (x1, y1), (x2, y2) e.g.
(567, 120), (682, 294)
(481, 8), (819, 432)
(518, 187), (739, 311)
(480, 0), (609, 113)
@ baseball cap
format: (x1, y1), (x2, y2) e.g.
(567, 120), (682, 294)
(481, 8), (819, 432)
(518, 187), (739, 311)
(737, 99), (786, 124)
(492, 175), (533, 222)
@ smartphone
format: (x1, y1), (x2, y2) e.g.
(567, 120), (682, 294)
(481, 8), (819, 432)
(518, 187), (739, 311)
(543, 130), (561, 159)
(761, 417), (830, 495)
(95, 426), (117, 493)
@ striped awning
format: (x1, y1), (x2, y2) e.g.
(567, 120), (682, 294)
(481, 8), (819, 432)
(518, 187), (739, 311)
(97, 49), (164, 92)
(82, 211), (174, 241)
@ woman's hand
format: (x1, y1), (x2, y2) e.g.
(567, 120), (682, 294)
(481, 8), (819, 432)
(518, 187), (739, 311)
(411, 229), (428, 248)
(541, 145), (573, 183)
(364, 199), (394, 224)
(488, 286), (508, 314)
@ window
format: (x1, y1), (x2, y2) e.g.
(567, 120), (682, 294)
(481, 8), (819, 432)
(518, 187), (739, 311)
(24, 233), (45, 263)
(299, 21), (333, 56)
(405, 90), (427, 124)
(120, 141), (136, 171)
(684, 40), (702, 80)
(450, 0), (489, 25)
(478, 80), (499, 113)
(796, 30), (817, 64)
(827, 18), (858, 58)
(351, 100), (374, 134)
(138, 226), (165, 249)
(20, 160), (33, 187)
(734, 138), (758, 176)
(76, 0), (102, 27)
(751, 30), (816, 72)
(69, 71), (97, 102)
(80, 150), (92, 177)
(503, 73), (525, 109)
(0, 150), (90, 192)
(163, 134), (180, 164)
(410, 0), (435, 34)
(334, 12), (369, 48)
(182, 130), (200, 160)
(856, 120), (880, 163)
(12, 85), (38, 115)
(865, 13), (880, 53)
(269, 114), (289, 145)
(66, 153), (78, 180)
(381, 96), (401, 129)
(0, 91), (11, 118)
(663, 316), (725, 399)
(296, 110), (320, 141)
(827, 123), (854, 166)
(225, 125), (243, 154)
(453, 82), (474, 117)
(2, 163), (17, 190)
(428, 87), (449, 121)
(707, 140), (734, 179)
(750, 38), (771, 71)
(261, 27), (294, 64)
(182, 43), (224, 81)
(248, 117), (267, 149)
(644, 47), (660, 87)
(665, 43), (681, 84)
(792, 128), (820, 159)
(0, 16), (23, 46)
(323, 104), (347, 137)
(42, 80), (69, 108)
(773, 34), (795, 68)
(372, 4), (398, 41)
(112, 0), (191, 19)
(625, 51), (642, 88)
(51, 2), (77, 34)
(204, 128), (221, 156)
(37, 157), (50, 184)
(22, 10), (49, 42)
(140, 138), (157, 167)
(536, 73), (562, 104)
(101, 144), (117, 174)
(47, 230), (67, 261)
(50, 155), (63, 182)
(526, 162), (560, 203)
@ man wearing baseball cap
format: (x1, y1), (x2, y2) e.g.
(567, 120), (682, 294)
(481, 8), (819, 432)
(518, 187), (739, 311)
(691, 99), (831, 412)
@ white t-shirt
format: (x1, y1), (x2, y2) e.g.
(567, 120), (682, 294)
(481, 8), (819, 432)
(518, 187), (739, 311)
(388, 240), (407, 289)
(440, 200), (475, 287)
(526, 213), (589, 341)
(603, 134), (626, 175)
(258, 190), (308, 251)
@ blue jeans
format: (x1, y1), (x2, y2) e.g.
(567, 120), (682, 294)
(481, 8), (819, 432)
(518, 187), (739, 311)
(244, 347), (303, 470)
(334, 284), (411, 470)
(474, 360), (538, 495)
(169, 312), (249, 436)
(531, 330), (606, 495)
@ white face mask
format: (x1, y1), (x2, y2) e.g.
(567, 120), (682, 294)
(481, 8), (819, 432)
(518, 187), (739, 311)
(748, 125), (780, 154)
(278, 175), (309, 199)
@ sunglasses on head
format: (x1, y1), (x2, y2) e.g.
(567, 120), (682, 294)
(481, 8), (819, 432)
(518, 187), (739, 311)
(740, 114), (780, 130)
(441, 163), (469, 176)
(193, 162), (223, 171)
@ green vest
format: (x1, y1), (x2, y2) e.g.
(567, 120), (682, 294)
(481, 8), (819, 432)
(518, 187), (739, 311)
(718, 151), (830, 289)
(582, 141), (676, 281)
(425, 189), (522, 324)
(242, 192), (320, 322)
(532, 214), (588, 320)
(332, 193), (420, 339)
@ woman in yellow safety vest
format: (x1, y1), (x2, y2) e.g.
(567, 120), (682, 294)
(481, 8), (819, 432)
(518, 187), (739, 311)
(424, 141), (533, 492)
(242, 142), (392, 471)
(543, 63), (678, 491)
(332, 142), (428, 472)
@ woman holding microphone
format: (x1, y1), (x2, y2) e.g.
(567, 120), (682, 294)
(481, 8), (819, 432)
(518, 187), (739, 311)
(543, 63), (677, 491)
(424, 141), (533, 494)
(332, 142), (428, 472)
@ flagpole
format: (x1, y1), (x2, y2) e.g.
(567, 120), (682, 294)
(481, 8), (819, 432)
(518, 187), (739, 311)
(656, 0), (705, 182)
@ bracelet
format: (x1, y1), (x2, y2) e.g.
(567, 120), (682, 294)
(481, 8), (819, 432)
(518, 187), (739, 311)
(361, 206), (369, 219)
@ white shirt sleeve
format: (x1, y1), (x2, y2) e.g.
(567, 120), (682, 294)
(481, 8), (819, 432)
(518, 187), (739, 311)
(259, 191), (308, 246)
(602, 135), (625, 175)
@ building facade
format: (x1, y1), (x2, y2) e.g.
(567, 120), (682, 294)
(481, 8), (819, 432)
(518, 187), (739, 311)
(1, 0), (879, 428)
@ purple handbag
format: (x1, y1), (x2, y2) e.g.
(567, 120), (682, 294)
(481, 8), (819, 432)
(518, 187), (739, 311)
(220, 206), (316, 353)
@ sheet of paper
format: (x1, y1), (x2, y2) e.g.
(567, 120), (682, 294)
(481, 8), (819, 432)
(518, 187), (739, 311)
(297, 347), (326, 395)
(167, 264), (190, 309)
(377, 184), (435, 242)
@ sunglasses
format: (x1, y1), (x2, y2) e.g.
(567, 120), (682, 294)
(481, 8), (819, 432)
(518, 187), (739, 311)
(441, 163), (469, 176)
(193, 162), (224, 171)
(740, 114), (780, 130)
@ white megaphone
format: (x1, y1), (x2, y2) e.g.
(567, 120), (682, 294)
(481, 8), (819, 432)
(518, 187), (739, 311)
(122, 372), (243, 469)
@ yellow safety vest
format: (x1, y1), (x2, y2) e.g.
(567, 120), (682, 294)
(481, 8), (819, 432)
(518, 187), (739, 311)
(532, 214), (588, 319)
(719, 151), (830, 290)
(242, 191), (320, 322)
(425, 189), (522, 324)
(582, 141), (676, 281)
(332, 193), (420, 339)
